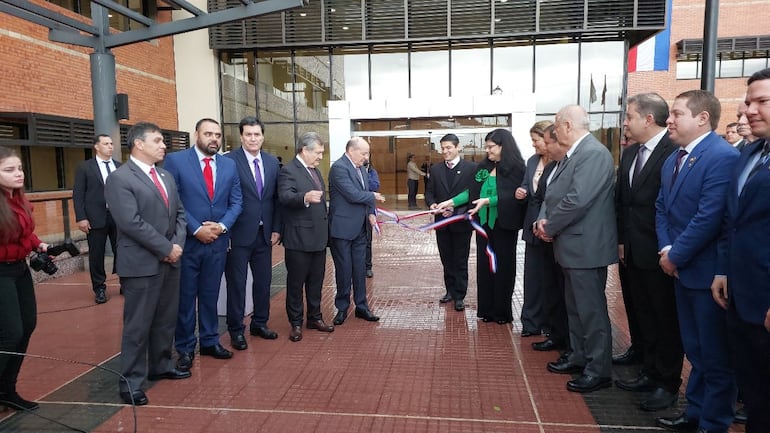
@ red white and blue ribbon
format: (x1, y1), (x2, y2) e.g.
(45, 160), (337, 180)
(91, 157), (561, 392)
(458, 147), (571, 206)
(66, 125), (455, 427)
(416, 213), (497, 274)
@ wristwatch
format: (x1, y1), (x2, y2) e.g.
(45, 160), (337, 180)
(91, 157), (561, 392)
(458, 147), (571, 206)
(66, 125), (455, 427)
(218, 223), (228, 234)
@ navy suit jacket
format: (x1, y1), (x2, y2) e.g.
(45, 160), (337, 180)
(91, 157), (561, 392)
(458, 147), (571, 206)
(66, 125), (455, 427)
(225, 147), (282, 246)
(655, 131), (739, 289)
(162, 147), (243, 253)
(328, 154), (375, 240)
(718, 138), (770, 325)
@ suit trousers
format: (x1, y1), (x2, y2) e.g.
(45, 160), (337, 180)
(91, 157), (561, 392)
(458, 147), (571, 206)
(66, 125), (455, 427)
(285, 248), (326, 326)
(521, 241), (547, 333)
(618, 262), (643, 350)
(175, 240), (227, 353)
(86, 213), (117, 292)
(331, 224), (369, 313)
(365, 222), (373, 270)
(624, 260), (683, 392)
(476, 224), (517, 323)
(225, 227), (273, 335)
(407, 179), (418, 207)
(436, 229), (472, 301)
(538, 243), (568, 346)
(727, 303), (770, 433)
(120, 263), (180, 393)
(0, 261), (36, 394)
(562, 267), (612, 377)
(675, 283), (737, 432)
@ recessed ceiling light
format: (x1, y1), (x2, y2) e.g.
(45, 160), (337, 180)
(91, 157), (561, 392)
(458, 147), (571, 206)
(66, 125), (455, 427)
(342, 26), (349, 30)
(494, 18), (501, 22)
(300, 12), (306, 17)
(330, 8), (336, 12)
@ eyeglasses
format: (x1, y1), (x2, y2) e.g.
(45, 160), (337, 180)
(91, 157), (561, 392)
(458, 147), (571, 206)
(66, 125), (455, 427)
(484, 144), (500, 150)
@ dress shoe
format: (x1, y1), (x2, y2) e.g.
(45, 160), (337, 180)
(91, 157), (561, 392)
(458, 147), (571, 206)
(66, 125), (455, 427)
(734, 406), (747, 424)
(454, 300), (465, 311)
(521, 329), (538, 337)
(250, 326), (278, 340)
(307, 319), (334, 332)
(615, 373), (656, 392)
(612, 346), (643, 366)
(289, 325), (303, 342)
(148, 369), (191, 381)
(533, 338), (565, 352)
(547, 358), (584, 374)
(0, 392), (39, 411)
(355, 308), (380, 322)
(566, 374), (612, 393)
(641, 387), (678, 411)
(655, 414), (698, 432)
(439, 294), (452, 303)
(176, 352), (194, 371)
(95, 288), (108, 304)
(200, 343), (233, 359)
(333, 311), (347, 325)
(119, 390), (148, 406)
(366, 269), (374, 278)
(231, 334), (247, 350)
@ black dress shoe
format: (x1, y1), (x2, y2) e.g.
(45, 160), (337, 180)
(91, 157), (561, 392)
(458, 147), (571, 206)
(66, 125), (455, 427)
(95, 288), (108, 304)
(567, 374), (612, 393)
(655, 414), (698, 432)
(148, 369), (191, 381)
(307, 319), (334, 332)
(612, 346), (643, 365)
(615, 373), (656, 392)
(200, 343), (233, 359)
(176, 352), (194, 371)
(0, 392), (39, 411)
(532, 338), (565, 351)
(734, 407), (747, 424)
(521, 329), (538, 337)
(439, 294), (452, 303)
(454, 300), (465, 311)
(641, 387), (678, 411)
(333, 311), (347, 325)
(547, 358), (585, 374)
(355, 308), (380, 321)
(231, 334), (247, 350)
(250, 326), (278, 340)
(289, 325), (303, 342)
(366, 269), (374, 278)
(119, 390), (148, 406)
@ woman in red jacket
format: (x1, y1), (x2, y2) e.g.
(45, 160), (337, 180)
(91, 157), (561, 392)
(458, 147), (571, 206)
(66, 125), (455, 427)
(0, 146), (48, 411)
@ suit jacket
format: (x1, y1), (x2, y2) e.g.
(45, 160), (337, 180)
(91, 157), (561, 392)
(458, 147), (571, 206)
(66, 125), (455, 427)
(718, 138), (770, 325)
(521, 158), (556, 245)
(72, 157), (121, 228)
(278, 157), (328, 252)
(655, 131), (739, 289)
(328, 155), (375, 240)
(104, 159), (186, 277)
(225, 147), (282, 247)
(615, 133), (676, 269)
(162, 148), (242, 253)
(540, 134), (617, 269)
(425, 159), (477, 232)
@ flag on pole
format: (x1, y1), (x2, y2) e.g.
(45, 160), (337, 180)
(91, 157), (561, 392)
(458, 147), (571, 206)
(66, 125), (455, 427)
(600, 75), (607, 106)
(589, 75), (597, 104)
(628, 0), (672, 72)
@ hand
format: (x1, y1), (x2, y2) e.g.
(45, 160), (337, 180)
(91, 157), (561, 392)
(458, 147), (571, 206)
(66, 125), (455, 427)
(710, 275), (728, 310)
(304, 190), (323, 204)
(468, 198), (489, 216)
(658, 250), (677, 278)
(765, 309), (770, 333)
(76, 219), (91, 234)
(618, 244), (625, 266)
(270, 232), (281, 246)
(368, 214), (378, 227)
(435, 199), (453, 211)
(373, 192), (385, 202)
(194, 222), (219, 244)
(37, 243), (49, 253)
(515, 187), (527, 200)
(534, 219), (553, 242)
(165, 244), (182, 263)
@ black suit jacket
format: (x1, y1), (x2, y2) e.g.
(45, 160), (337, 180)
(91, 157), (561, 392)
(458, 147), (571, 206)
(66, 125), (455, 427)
(278, 157), (328, 252)
(521, 159), (556, 244)
(615, 132), (676, 269)
(425, 159), (477, 232)
(73, 157), (121, 228)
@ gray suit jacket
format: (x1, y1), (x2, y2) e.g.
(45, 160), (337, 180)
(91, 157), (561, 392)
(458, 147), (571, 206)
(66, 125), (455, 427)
(104, 159), (187, 277)
(539, 134), (618, 269)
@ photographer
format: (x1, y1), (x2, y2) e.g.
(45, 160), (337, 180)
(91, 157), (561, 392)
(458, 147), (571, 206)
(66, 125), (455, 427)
(0, 146), (48, 411)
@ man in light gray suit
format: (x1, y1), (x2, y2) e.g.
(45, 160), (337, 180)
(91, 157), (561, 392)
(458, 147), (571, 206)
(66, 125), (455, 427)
(535, 105), (617, 393)
(105, 122), (189, 406)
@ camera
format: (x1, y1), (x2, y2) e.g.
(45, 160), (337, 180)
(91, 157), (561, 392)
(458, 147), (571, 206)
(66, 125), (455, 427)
(29, 242), (80, 275)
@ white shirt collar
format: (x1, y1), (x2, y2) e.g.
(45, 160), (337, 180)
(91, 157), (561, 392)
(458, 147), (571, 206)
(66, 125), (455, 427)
(642, 128), (667, 152)
(566, 132), (591, 159)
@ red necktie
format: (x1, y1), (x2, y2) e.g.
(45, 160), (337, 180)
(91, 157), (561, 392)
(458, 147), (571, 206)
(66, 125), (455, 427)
(203, 157), (214, 200)
(150, 167), (169, 208)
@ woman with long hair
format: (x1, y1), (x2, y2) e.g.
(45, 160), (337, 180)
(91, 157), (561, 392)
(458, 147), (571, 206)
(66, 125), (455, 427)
(438, 128), (526, 324)
(0, 146), (48, 411)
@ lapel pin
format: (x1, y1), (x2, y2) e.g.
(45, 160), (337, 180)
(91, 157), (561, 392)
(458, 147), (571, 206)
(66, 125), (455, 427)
(687, 156), (697, 167)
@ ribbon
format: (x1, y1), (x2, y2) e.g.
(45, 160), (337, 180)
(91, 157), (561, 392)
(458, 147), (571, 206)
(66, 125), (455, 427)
(418, 213), (497, 274)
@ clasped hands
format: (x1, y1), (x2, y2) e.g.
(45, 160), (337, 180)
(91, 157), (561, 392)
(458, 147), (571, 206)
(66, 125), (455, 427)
(194, 221), (224, 244)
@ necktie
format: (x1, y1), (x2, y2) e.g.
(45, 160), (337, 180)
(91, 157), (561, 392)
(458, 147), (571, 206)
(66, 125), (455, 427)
(357, 167), (366, 189)
(202, 157), (214, 200)
(103, 160), (112, 174)
(253, 158), (263, 198)
(446, 161), (454, 170)
(632, 145), (647, 186)
(307, 167), (322, 189)
(149, 167), (169, 208)
(746, 141), (770, 183)
(670, 149), (688, 189)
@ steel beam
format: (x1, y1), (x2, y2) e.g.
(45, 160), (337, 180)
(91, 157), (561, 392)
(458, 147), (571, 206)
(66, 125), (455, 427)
(162, 0), (205, 17)
(0, 0), (98, 34)
(49, 28), (97, 47)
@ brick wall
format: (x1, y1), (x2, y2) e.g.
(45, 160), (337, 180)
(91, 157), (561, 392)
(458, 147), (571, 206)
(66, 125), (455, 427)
(627, 0), (770, 134)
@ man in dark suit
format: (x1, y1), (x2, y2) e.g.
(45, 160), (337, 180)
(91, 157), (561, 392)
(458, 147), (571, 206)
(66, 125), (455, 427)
(654, 90), (739, 433)
(163, 118), (243, 368)
(224, 117), (282, 346)
(329, 137), (385, 325)
(535, 105), (617, 394)
(713, 68), (770, 433)
(425, 133), (476, 312)
(614, 93), (683, 411)
(73, 134), (120, 304)
(105, 122), (190, 406)
(278, 132), (335, 342)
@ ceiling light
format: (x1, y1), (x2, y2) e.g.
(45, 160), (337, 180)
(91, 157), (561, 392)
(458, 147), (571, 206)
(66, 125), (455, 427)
(330, 8), (336, 12)
(300, 12), (306, 17)
(342, 26), (349, 30)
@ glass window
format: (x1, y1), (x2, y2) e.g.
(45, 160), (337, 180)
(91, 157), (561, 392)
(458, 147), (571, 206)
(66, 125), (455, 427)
(579, 41), (624, 112)
(451, 45), (491, 97)
(535, 42), (579, 113)
(371, 51), (409, 100)
(293, 49), (332, 122)
(744, 57), (768, 77)
(342, 53), (369, 100)
(29, 146), (59, 191)
(256, 51), (294, 123)
(221, 52), (256, 124)
(720, 57), (743, 78)
(493, 43), (534, 96)
(62, 147), (88, 189)
(411, 46), (449, 99)
(676, 61), (700, 80)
